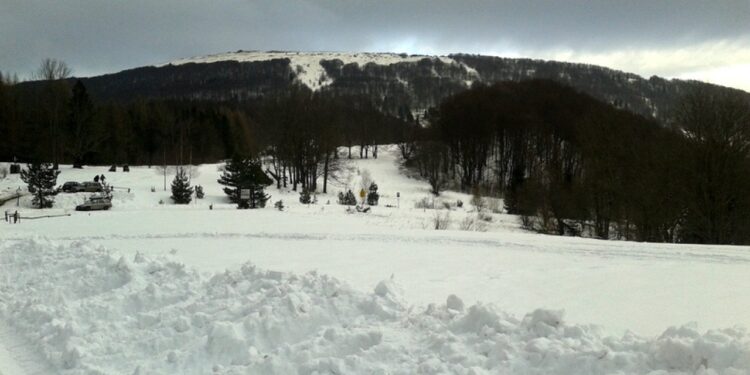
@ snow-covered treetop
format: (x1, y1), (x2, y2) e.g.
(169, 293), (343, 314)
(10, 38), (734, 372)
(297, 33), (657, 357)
(160, 50), (462, 90)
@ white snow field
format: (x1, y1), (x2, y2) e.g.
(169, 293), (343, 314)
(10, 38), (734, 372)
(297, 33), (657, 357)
(1, 146), (750, 374)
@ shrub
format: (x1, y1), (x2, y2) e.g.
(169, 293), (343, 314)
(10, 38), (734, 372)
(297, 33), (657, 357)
(478, 211), (493, 222)
(470, 186), (486, 212)
(414, 197), (434, 209)
(433, 210), (451, 230)
(299, 188), (312, 204)
(338, 190), (357, 206)
(487, 198), (503, 214)
(459, 216), (476, 231)
(459, 215), (488, 232)
(274, 200), (284, 211)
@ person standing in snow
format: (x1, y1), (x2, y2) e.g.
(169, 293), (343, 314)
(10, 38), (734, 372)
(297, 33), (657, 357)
(94, 175), (100, 183)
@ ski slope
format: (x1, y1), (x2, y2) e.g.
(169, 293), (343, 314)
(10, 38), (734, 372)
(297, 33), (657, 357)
(1, 146), (750, 374)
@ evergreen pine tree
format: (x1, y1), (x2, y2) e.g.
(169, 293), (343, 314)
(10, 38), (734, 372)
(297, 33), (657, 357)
(245, 159), (272, 208)
(218, 156), (272, 209)
(170, 167), (193, 204)
(20, 162), (60, 208)
(218, 156), (247, 203)
(367, 182), (379, 206)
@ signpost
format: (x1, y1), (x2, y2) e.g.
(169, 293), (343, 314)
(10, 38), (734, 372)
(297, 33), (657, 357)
(240, 189), (251, 200)
(238, 188), (252, 209)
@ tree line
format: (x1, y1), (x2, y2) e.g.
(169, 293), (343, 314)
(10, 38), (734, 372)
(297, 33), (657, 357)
(404, 80), (750, 245)
(1, 61), (406, 194)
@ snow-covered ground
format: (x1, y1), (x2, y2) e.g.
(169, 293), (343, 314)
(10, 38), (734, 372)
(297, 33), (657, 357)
(1, 146), (750, 374)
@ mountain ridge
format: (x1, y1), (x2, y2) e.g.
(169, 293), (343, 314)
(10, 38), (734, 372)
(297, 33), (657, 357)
(57, 50), (749, 123)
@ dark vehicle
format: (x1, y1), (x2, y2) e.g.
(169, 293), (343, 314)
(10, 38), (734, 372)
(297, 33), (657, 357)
(75, 196), (112, 211)
(81, 181), (103, 192)
(61, 182), (84, 193)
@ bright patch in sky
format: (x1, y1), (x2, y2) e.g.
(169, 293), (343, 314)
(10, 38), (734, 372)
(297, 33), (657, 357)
(532, 38), (750, 91)
(372, 36), (750, 92)
(677, 64), (750, 92)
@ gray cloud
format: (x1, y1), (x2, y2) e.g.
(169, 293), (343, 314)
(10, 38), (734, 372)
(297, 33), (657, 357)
(2, 0), (749, 90)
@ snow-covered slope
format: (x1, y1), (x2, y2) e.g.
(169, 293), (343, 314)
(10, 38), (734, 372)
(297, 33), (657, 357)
(162, 50), (474, 90)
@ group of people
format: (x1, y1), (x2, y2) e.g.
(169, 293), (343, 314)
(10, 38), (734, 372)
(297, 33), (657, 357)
(93, 174), (107, 184)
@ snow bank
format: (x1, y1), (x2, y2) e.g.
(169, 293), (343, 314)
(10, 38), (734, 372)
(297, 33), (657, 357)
(1, 239), (749, 374)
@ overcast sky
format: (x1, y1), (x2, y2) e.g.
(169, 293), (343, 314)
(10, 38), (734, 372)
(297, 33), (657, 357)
(2, 0), (749, 91)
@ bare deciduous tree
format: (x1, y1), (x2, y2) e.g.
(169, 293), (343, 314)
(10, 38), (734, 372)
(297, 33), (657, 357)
(34, 58), (72, 81)
(35, 59), (72, 167)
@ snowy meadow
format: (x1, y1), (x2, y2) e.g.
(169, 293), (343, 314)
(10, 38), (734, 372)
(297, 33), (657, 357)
(1, 146), (750, 374)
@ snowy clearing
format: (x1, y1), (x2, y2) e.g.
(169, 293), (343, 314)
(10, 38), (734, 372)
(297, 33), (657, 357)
(2, 145), (750, 374)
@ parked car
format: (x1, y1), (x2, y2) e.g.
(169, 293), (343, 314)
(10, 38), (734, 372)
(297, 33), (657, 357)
(81, 181), (103, 192)
(75, 195), (112, 211)
(61, 181), (84, 193)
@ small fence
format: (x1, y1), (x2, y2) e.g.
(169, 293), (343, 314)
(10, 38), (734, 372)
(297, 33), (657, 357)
(5, 209), (71, 224)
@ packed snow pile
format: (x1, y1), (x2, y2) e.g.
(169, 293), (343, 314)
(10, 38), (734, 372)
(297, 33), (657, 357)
(1, 239), (749, 374)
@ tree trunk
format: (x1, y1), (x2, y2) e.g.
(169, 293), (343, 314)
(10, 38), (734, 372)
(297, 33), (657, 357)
(323, 153), (330, 193)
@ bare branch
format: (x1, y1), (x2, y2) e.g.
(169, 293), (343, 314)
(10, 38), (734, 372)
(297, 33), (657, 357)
(34, 58), (72, 81)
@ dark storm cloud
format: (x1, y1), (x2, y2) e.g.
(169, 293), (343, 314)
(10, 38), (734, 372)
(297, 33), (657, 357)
(1, 0), (749, 88)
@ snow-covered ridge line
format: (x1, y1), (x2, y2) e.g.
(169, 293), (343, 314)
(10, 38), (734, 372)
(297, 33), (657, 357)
(161, 50), (456, 67)
(159, 50), (468, 90)
(1, 238), (749, 374)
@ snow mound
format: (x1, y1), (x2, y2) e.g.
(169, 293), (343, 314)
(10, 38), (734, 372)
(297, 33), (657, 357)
(1, 239), (749, 374)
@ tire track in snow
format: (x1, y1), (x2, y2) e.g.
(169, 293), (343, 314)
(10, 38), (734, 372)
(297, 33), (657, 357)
(5, 231), (750, 265)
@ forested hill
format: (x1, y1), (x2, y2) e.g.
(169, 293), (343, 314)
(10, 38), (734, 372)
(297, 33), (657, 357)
(44, 51), (748, 122)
